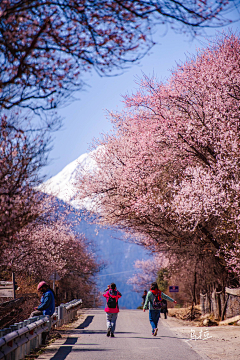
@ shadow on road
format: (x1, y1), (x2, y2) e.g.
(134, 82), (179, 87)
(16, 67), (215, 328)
(160, 335), (189, 340)
(128, 336), (162, 340)
(117, 334), (188, 340)
(49, 337), (77, 360)
(83, 330), (137, 335)
(64, 338), (78, 345)
(60, 329), (136, 336)
(80, 330), (106, 334)
(77, 315), (94, 329)
(49, 337), (110, 360)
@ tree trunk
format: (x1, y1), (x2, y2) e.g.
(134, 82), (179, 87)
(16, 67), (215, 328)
(191, 271), (197, 320)
(221, 293), (229, 321)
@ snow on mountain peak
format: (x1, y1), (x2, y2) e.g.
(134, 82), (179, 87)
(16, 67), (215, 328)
(41, 148), (98, 208)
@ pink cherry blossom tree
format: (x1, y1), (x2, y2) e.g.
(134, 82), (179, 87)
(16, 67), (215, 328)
(1, 193), (102, 303)
(75, 33), (240, 289)
(0, 111), (101, 302)
(2, 219), (100, 281)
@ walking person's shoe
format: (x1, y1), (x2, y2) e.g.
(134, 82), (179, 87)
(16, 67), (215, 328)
(111, 332), (115, 337)
(107, 328), (111, 337)
(153, 328), (158, 336)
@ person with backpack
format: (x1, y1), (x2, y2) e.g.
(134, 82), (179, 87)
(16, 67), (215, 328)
(103, 283), (122, 337)
(143, 282), (176, 336)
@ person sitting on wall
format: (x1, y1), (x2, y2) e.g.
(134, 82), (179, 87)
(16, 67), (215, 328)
(30, 281), (55, 318)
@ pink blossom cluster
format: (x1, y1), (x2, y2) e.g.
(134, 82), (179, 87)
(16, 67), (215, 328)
(127, 254), (167, 292)
(222, 241), (240, 278)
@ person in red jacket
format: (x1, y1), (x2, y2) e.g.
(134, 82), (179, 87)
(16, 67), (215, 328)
(103, 283), (122, 337)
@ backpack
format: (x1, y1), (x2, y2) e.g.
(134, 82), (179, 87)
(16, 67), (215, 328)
(107, 291), (117, 308)
(152, 291), (162, 310)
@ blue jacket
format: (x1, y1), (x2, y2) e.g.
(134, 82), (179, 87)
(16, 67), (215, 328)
(38, 289), (55, 316)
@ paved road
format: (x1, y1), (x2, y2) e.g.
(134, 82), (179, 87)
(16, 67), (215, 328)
(38, 309), (208, 360)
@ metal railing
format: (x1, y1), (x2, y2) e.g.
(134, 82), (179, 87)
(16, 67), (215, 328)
(0, 299), (82, 360)
(56, 299), (82, 327)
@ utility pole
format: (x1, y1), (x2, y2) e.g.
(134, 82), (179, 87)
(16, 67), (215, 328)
(12, 272), (16, 299)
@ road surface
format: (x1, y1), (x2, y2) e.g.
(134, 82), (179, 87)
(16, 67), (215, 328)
(38, 309), (210, 360)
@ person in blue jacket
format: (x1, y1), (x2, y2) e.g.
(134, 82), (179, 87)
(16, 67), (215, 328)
(30, 281), (55, 318)
(143, 282), (176, 336)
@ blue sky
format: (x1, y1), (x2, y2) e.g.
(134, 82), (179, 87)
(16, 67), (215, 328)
(43, 9), (240, 180)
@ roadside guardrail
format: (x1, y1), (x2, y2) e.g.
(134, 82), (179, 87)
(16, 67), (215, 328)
(0, 299), (82, 360)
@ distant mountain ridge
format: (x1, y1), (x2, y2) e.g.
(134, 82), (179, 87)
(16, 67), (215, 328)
(42, 150), (151, 309)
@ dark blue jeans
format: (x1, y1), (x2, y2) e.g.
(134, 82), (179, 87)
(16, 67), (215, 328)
(149, 309), (161, 333)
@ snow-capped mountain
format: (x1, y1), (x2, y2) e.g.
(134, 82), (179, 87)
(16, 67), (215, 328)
(42, 149), (151, 309)
(42, 149), (98, 209)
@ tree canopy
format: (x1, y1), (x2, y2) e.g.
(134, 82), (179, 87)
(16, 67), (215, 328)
(0, 0), (237, 117)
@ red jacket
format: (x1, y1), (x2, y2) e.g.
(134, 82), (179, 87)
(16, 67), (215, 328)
(103, 289), (122, 313)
